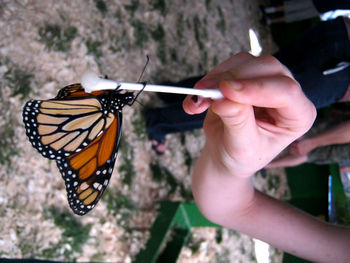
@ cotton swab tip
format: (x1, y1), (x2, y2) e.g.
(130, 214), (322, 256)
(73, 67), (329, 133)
(81, 70), (118, 93)
(81, 70), (100, 93)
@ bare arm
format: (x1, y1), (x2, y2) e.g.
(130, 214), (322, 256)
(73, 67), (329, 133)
(309, 120), (350, 146)
(193, 149), (350, 262)
(291, 121), (350, 156)
(183, 53), (350, 262)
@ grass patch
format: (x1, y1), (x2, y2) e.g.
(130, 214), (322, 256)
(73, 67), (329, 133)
(149, 162), (177, 195)
(216, 6), (226, 35)
(193, 16), (209, 70)
(169, 48), (178, 62)
(38, 24), (78, 52)
(131, 19), (149, 48)
(110, 29), (131, 52)
(86, 39), (103, 59)
(215, 247), (231, 263)
(102, 189), (135, 226)
(205, 0), (211, 11)
(180, 134), (193, 174)
(183, 149), (192, 174)
(151, 24), (167, 64)
(132, 114), (147, 140)
(90, 252), (106, 262)
(215, 228), (223, 244)
(42, 207), (91, 260)
(4, 67), (34, 100)
(149, 162), (193, 200)
(18, 236), (37, 257)
(124, 0), (139, 15)
(103, 189), (135, 214)
(212, 55), (219, 67)
(114, 9), (123, 23)
(335, 195), (350, 225)
(151, 23), (165, 42)
(176, 13), (185, 44)
(118, 137), (136, 186)
(185, 233), (202, 254)
(180, 58), (194, 75)
(95, 0), (107, 15)
(0, 65), (32, 166)
(156, 41), (167, 64)
(267, 174), (281, 192)
(193, 15), (204, 50)
(0, 123), (18, 166)
(150, 0), (167, 16)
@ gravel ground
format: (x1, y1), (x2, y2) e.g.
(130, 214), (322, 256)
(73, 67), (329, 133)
(0, 1), (290, 262)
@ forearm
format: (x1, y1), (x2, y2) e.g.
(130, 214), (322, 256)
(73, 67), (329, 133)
(192, 145), (255, 223)
(240, 192), (350, 263)
(309, 121), (350, 148)
(193, 148), (350, 262)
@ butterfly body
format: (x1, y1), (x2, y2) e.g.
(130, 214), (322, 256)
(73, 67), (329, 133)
(23, 84), (134, 215)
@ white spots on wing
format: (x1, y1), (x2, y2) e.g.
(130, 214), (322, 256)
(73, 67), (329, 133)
(23, 94), (130, 216)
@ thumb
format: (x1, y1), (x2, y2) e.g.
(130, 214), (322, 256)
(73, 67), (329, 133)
(208, 98), (260, 154)
(210, 98), (254, 130)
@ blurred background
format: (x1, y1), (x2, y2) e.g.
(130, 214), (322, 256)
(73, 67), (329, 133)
(0, 0), (342, 262)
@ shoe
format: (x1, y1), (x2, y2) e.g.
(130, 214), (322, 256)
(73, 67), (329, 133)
(151, 139), (167, 155)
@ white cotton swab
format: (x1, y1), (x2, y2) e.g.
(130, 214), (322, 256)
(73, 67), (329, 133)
(81, 70), (224, 100)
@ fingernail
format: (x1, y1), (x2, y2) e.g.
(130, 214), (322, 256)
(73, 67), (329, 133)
(223, 80), (242, 90)
(190, 95), (203, 106)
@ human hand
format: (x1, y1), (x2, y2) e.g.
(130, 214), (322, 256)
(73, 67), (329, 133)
(289, 138), (316, 156)
(183, 53), (316, 177)
(182, 56), (350, 263)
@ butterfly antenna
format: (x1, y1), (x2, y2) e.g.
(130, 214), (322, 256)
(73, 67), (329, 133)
(137, 55), (149, 83)
(130, 56), (149, 105)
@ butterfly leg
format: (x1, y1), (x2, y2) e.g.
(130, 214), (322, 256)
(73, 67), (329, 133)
(128, 81), (147, 106)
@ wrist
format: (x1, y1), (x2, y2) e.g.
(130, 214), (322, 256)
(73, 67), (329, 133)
(192, 147), (255, 223)
(307, 136), (324, 150)
(202, 142), (257, 178)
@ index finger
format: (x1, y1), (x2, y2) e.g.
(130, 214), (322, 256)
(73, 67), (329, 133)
(219, 76), (316, 132)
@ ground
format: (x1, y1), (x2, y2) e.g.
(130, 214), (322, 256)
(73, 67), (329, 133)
(0, 0), (290, 262)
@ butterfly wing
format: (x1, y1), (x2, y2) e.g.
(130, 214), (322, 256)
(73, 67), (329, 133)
(57, 112), (122, 215)
(23, 84), (122, 215)
(54, 83), (105, 99)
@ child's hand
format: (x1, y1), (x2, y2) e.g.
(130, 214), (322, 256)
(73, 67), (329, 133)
(289, 138), (316, 156)
(182, 53), (350, 263)
(183, 53), (316, 177)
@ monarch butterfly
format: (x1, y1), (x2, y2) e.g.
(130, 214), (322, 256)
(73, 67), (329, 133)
(22, 83), (137, 215)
